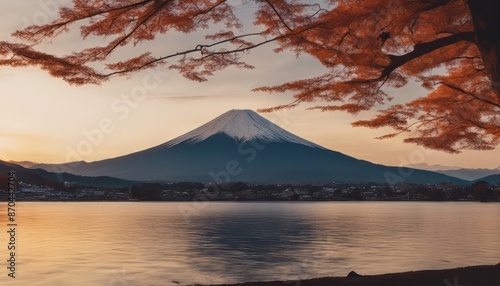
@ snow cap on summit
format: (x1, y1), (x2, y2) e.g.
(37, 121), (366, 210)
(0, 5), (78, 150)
(163, 109), (322, 148)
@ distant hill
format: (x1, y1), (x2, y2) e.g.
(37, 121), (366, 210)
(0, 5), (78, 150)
(407, 163), (463, 171)
(31, 161), (88, 174)
(436, 168), (500, 181)
(475, 175), (500, 185)
(0, 160), (50, 186)
(408, 163), (500, 181)
(7, 160), (39, 168)
(0, 160), (135, 188)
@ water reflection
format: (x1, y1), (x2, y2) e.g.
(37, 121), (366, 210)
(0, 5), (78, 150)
(0, 202), (498, 286)
(185, 209), (318, 282)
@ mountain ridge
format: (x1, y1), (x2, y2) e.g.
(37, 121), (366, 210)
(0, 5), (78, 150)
(0, 160), (135, 188)
(27, 110), (469, 185)
(407, 163), (500, 181)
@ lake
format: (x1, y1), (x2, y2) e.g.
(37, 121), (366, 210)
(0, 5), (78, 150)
(1, 202), (499, 285)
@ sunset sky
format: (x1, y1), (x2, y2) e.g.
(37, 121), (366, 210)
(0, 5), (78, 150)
(1, 1), (499, 169)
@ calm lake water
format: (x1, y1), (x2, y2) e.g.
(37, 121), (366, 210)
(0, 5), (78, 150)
(0, 202), (499, 285)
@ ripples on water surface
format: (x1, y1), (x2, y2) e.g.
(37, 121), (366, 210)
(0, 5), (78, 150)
(1, 202), (499, 285)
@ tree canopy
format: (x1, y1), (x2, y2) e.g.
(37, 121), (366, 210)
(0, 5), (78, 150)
(1, 0), (499, 153)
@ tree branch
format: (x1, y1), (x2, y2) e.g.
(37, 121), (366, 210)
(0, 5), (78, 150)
(102, 24), (320, 78)
(438, 81), (500, 108)
(17, 0), (153, 42)
(350, 31), (476, 84)
(263, 0), (293, 31)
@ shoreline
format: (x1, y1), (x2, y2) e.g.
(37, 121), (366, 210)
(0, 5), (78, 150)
(204, 263), (500, 286)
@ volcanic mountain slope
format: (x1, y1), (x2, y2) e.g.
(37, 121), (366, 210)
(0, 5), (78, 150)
(162, 109), (323, 148)
(35, 110), (468, 184)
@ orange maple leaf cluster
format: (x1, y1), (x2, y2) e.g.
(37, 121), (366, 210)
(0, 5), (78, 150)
(0, 0), (499, 152)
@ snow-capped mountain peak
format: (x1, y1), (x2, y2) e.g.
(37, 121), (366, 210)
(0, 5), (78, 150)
(163, 109), (323, 148)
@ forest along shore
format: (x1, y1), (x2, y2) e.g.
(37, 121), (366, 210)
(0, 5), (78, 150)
(205, 263), (500, 286)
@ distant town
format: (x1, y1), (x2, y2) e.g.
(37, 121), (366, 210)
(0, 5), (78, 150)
(1, 180), (499, 202)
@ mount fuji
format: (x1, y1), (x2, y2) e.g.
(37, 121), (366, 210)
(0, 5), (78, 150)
(35, 110), (467, 184)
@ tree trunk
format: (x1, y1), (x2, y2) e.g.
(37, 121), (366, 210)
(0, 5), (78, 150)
(466, 0), (500, 103)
